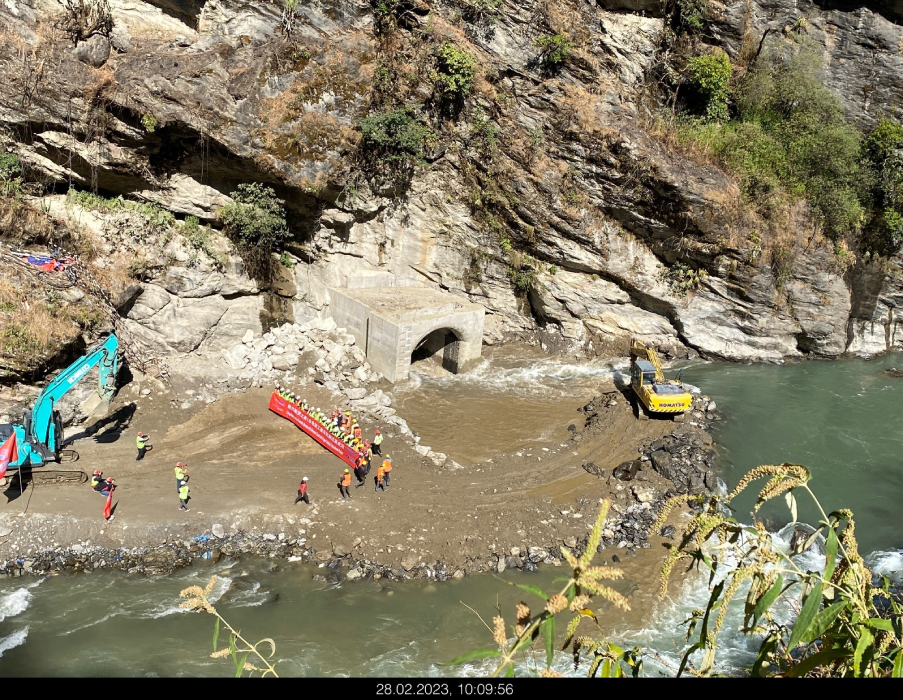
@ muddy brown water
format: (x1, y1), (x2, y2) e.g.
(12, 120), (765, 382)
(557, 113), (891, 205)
(395, 345), (626, 463)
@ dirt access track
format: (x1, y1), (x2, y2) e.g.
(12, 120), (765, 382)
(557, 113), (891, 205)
(0, 377), (697, 571)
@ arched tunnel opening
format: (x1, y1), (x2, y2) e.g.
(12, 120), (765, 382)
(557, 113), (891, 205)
(411, 328), (461, 374)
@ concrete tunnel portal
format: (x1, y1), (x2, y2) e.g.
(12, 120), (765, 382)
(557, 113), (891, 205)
(411, 327), (462, 374)
(328, 283), (485, 383)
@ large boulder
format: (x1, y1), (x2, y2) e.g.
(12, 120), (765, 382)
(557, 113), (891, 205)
(74, 35), (110, 68)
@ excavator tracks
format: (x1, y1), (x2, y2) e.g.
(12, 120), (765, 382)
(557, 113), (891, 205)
(1, 470), (88, 487)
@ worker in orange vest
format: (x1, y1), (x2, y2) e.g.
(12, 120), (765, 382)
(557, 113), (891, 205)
(382, 455), (393, 489)
(338, 468), (352, 500)
(374, 464), (386, 492)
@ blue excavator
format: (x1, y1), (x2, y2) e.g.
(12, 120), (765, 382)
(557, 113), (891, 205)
(0, 334), (119, 484)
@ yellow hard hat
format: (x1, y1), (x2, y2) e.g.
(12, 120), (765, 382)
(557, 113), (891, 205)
(344, 468), (349, 473)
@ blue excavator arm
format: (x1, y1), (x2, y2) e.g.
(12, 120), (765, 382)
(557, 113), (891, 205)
(7, 334), (120, 467)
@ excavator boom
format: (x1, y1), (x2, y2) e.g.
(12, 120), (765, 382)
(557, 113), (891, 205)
(0, 334), (120, 468)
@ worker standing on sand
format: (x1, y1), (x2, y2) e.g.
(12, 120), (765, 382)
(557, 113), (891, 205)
(179, 481), (190, 511)
(372, 429), (383, 456)
(174, 462), (188, 493)
(294, 477), (310, 505)
(382, 455), (393, 489)
(354, 454), (368, 487)
(338, 469), (352, 500)
(136, 431), (149, 461)
(374, 464), (386, 492)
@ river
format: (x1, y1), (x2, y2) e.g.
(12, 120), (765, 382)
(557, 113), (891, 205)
(1, 349), (902, 676)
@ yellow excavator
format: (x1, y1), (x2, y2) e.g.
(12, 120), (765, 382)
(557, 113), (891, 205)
(629, 338), (693, 421)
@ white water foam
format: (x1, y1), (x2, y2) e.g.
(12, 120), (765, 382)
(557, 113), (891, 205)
(617, 521), (828, 676)
(0, 627), (28, 657)
(407, 357), (626, 397)
(865, 550), (903, 584)
(0, 581), (41, 624)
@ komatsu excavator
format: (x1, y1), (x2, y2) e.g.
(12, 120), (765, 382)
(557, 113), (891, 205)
(0, 334), (119, 483)
(629, 337), (692, 421)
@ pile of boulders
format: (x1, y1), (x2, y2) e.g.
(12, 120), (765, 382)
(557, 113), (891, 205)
(220, 317), (377, 383)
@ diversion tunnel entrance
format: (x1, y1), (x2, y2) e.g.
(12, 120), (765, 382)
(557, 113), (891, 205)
(411, 328), (460, 374)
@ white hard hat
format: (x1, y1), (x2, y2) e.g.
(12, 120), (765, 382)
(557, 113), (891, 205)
(302, 477), (308, 482)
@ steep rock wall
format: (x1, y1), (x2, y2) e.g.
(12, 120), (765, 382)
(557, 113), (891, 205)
(0, 0), (901, 366)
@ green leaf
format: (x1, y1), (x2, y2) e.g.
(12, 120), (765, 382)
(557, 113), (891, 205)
(893, 649), (903, 678)
(866, 618), (894, 632)
(444, 648), (503, 666)
(229, 634), (237, 666)
(801, 600), (846, 643)
(494, 577), (549, 601)
(824, 527), (839, 580)
(785, 649), (852, 677)
(235, 651), (251, 678)
(853, 627), (874, 676)
(542, 616), (555, 668)
(503, 663), (515, 678)
(788, 581), (823, 649)
(752, 574), (784, 626)
(212, 617), (220, 653)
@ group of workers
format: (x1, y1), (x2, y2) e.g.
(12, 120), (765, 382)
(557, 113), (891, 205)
(275, 384), (383, 455)
(92, 455), (191, 511)
(90, 470), (115, 496)
(276, 384), (395, 505)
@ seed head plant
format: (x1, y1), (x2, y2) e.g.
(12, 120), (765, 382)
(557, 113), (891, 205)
(656, 464), (903, 677)
(450, 499), (642, 678)
(180, 575), (280, 677)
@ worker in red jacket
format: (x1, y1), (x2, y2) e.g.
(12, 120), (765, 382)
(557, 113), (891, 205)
(294, 477), (310, 505)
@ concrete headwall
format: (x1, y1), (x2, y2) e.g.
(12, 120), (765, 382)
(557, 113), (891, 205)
(327, 285), (485, 382)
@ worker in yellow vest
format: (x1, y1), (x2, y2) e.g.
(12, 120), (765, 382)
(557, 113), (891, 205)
(174, 462), (188, 494)
(136, 431), (149, 461)
(179, 481), (190, 511)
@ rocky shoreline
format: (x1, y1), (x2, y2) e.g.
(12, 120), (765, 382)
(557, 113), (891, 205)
(0, 390), (722, 583)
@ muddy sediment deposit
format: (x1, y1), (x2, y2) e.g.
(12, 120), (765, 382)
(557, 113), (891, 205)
(0, 371), (720, 582)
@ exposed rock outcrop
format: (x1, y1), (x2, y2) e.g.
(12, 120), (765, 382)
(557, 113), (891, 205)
(1, 0), (902, 368)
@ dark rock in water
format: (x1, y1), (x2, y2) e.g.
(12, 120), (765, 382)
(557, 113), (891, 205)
(613, 460), (641, 481)
(505, 556), (523, 569)
(611, 554), (621, 563)
(582, 462), (607, 478)
(660, 525), (676, 539)
(311, 574), (326, 582)
(788, 524), (823, 555)
(885, 368), (903, 378)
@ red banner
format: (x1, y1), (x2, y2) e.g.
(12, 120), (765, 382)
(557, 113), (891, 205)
(0, 432), (18, 480)
(268, 393), (360, 469)
(103, 489), (113, 520)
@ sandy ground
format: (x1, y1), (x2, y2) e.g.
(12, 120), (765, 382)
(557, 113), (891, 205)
(0, 376), (695, 572)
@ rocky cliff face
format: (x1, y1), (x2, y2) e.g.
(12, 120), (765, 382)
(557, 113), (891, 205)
(2, 0), (903, 369)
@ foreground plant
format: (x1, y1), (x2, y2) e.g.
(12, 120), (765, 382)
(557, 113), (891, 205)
(180, 576), (279, 677)
(451, 499), (642, 677)
(655, 464), (903, 677)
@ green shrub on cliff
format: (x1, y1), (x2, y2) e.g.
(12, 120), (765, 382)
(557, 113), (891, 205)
(685, 53), (731, 123)
(219, 184), (288, 249)
(432, 42), (475, 100)
(358, 108), (433, 161)
(533, 34), (573, 72)
(862, 118), (903, 253)
(681, 40), (868, 242)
